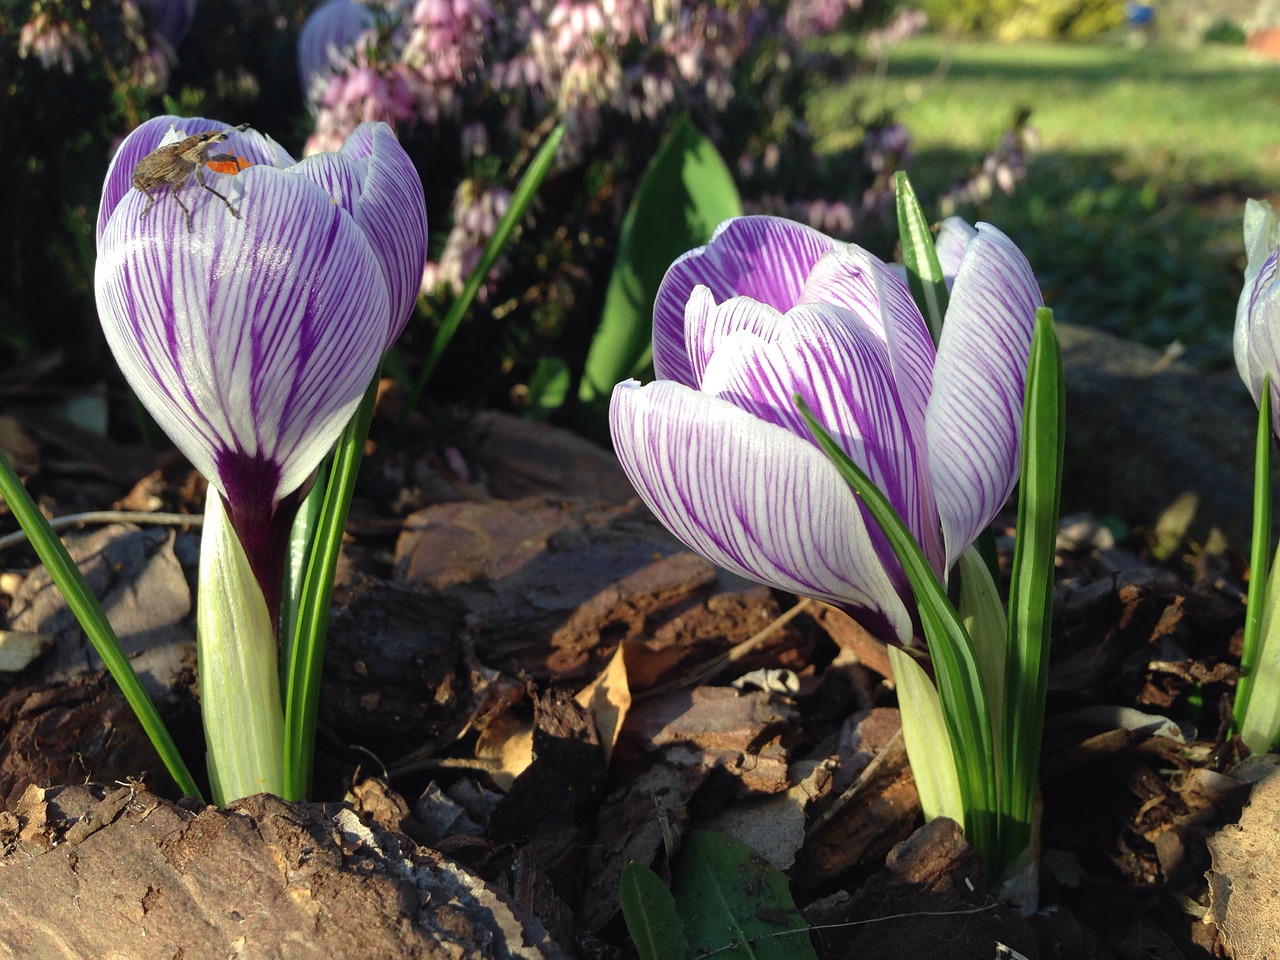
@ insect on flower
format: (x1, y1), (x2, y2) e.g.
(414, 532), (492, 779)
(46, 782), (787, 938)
(132, 123), (252, 232)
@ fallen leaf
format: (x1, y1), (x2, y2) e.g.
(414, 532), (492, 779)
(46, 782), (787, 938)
(1206, 765), (1280, 959)
(576, 643), (631, 767)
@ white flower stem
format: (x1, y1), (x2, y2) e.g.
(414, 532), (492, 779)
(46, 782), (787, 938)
(197, 491), (285, 804)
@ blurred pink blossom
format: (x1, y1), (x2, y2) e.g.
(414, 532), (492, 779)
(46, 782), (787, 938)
(18, 10), (89, 74)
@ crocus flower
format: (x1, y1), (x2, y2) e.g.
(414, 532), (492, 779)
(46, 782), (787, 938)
(137, 0), (200, 47)
(610, 216), (1042, 645)
(297, 0), (376, 106)
(95, 115), (427, 612)
(1236, 198), (1280, 436)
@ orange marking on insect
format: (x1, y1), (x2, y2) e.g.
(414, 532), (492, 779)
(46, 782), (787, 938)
(205, 156), (251, 175)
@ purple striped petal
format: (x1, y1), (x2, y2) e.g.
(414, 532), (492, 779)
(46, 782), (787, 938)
(98, 116), (295, 244)
(610, 379), (914, 643)
(337, 123), (428, 346)
(926, 223), (1043, 571)
(935, 217), (977, 283)
(1235, 200), (1280, 426)
(797, 249), (944, 571)
(288, 124), (427, 349)
(653, 216), (840, 386)
(684, 286), (784, 385)
(95, 164), (390, 513)
(699, 301), (941, 575)
(1236, 246), (1280, 435)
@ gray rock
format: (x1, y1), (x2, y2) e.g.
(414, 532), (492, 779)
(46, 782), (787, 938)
(1058, 322), (1263, 545)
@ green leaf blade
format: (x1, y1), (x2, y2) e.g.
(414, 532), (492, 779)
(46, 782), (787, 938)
(1236, 375), (1273, 732)
(894, 171), (949, 343)
(620, 862), (689, 960)
(673, 831), (817, 960)
(1001, 307), (1064, 870)
(578, 115), (742, 422)
(796, 398), (998, 866)
(0, 449), (202, 801)
(409, 123), (566, 408)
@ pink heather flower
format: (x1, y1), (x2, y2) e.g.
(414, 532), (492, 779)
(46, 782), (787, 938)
(18, 11), (89, 74)
(436, 182), (513, 293)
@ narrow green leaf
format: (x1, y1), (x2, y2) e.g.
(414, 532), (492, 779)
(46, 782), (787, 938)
(578, 115), (742, 427)
(407, 124), (565, 410)
(894, 171), (949, 343)
(797, 398), (998, 867)
(281, 370), (381, 801)
(279, 460), (327, 691)
(1239, 547), (1280, 753)
(0, 449), (202, 800)
(956, 546), (1008, 751)
(889, 645), (964, 824)
(1001, 307), (1064, 874)
(1235, 377), (1273, 731)
(672, 831), (817, 960)
(619, 862), (689, 960)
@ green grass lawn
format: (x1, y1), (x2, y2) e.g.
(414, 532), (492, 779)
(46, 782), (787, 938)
(809, 36), (1280, 366)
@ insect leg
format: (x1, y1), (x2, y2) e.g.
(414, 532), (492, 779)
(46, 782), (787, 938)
(171, 185), (194, 233)
(138, 188), (157, 220)
(194, 166), (240, 220)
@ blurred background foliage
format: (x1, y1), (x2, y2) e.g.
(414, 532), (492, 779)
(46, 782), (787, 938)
(2, 0), (1278, 442)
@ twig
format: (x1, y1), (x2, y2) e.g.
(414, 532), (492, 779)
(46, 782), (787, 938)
(635, 596), (814, 701)
(0, 511), (202, 553)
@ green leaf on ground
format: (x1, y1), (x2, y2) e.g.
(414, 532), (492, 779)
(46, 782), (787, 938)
(672, 831), (817, 960)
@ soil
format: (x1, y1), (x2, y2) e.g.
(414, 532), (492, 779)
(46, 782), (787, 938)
(0, 406), (1275, 960)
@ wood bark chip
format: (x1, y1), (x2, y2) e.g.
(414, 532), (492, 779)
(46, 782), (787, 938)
(797, 708), (919, 889)
(0, 674), (168, 809)
(0, 782), (569, 960)
(8, 525), (195, 702)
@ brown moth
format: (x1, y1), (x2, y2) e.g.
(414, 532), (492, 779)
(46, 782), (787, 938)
(131, 123), (251, 232)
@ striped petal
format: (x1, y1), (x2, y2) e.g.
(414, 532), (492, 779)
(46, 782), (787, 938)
(799, 249), (943, 571)
(935, 217), (978, 283)
(684, 286), (784, 385)
(926, 223), (1043, 572)
(610, 379), (914, 643)
(98, 115), (295, 244)
(1237, 246), (1280, 436)
(699, 301), (940, 575)
(337, 123), (429, 346)
(1235, 199), (1280, 421)
(95, 164), (390, 513)
(653, 216), (840, 386)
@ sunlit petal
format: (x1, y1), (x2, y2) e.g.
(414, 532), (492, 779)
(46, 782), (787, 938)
(339, 123), (429, 345)
(96, 165), (389, 510)
(611, 379), (914, 642)
(653, 216), (840, 385)
(935, 217), (978, 283)
(926, 223), (1043, 571)
(98, 116), (295, 243)
(701, 303), (941, 574)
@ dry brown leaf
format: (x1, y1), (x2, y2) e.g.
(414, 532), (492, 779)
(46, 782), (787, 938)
(575, 643), (631, 767)
(1205, 764), (1280, 958)
(474, 709), (534, 791)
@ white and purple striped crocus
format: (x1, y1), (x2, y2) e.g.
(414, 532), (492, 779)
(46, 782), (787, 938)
(95, 115), (427, 615)
(610, 216), (1043, 646)
(1236, 198), (1280, 434)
